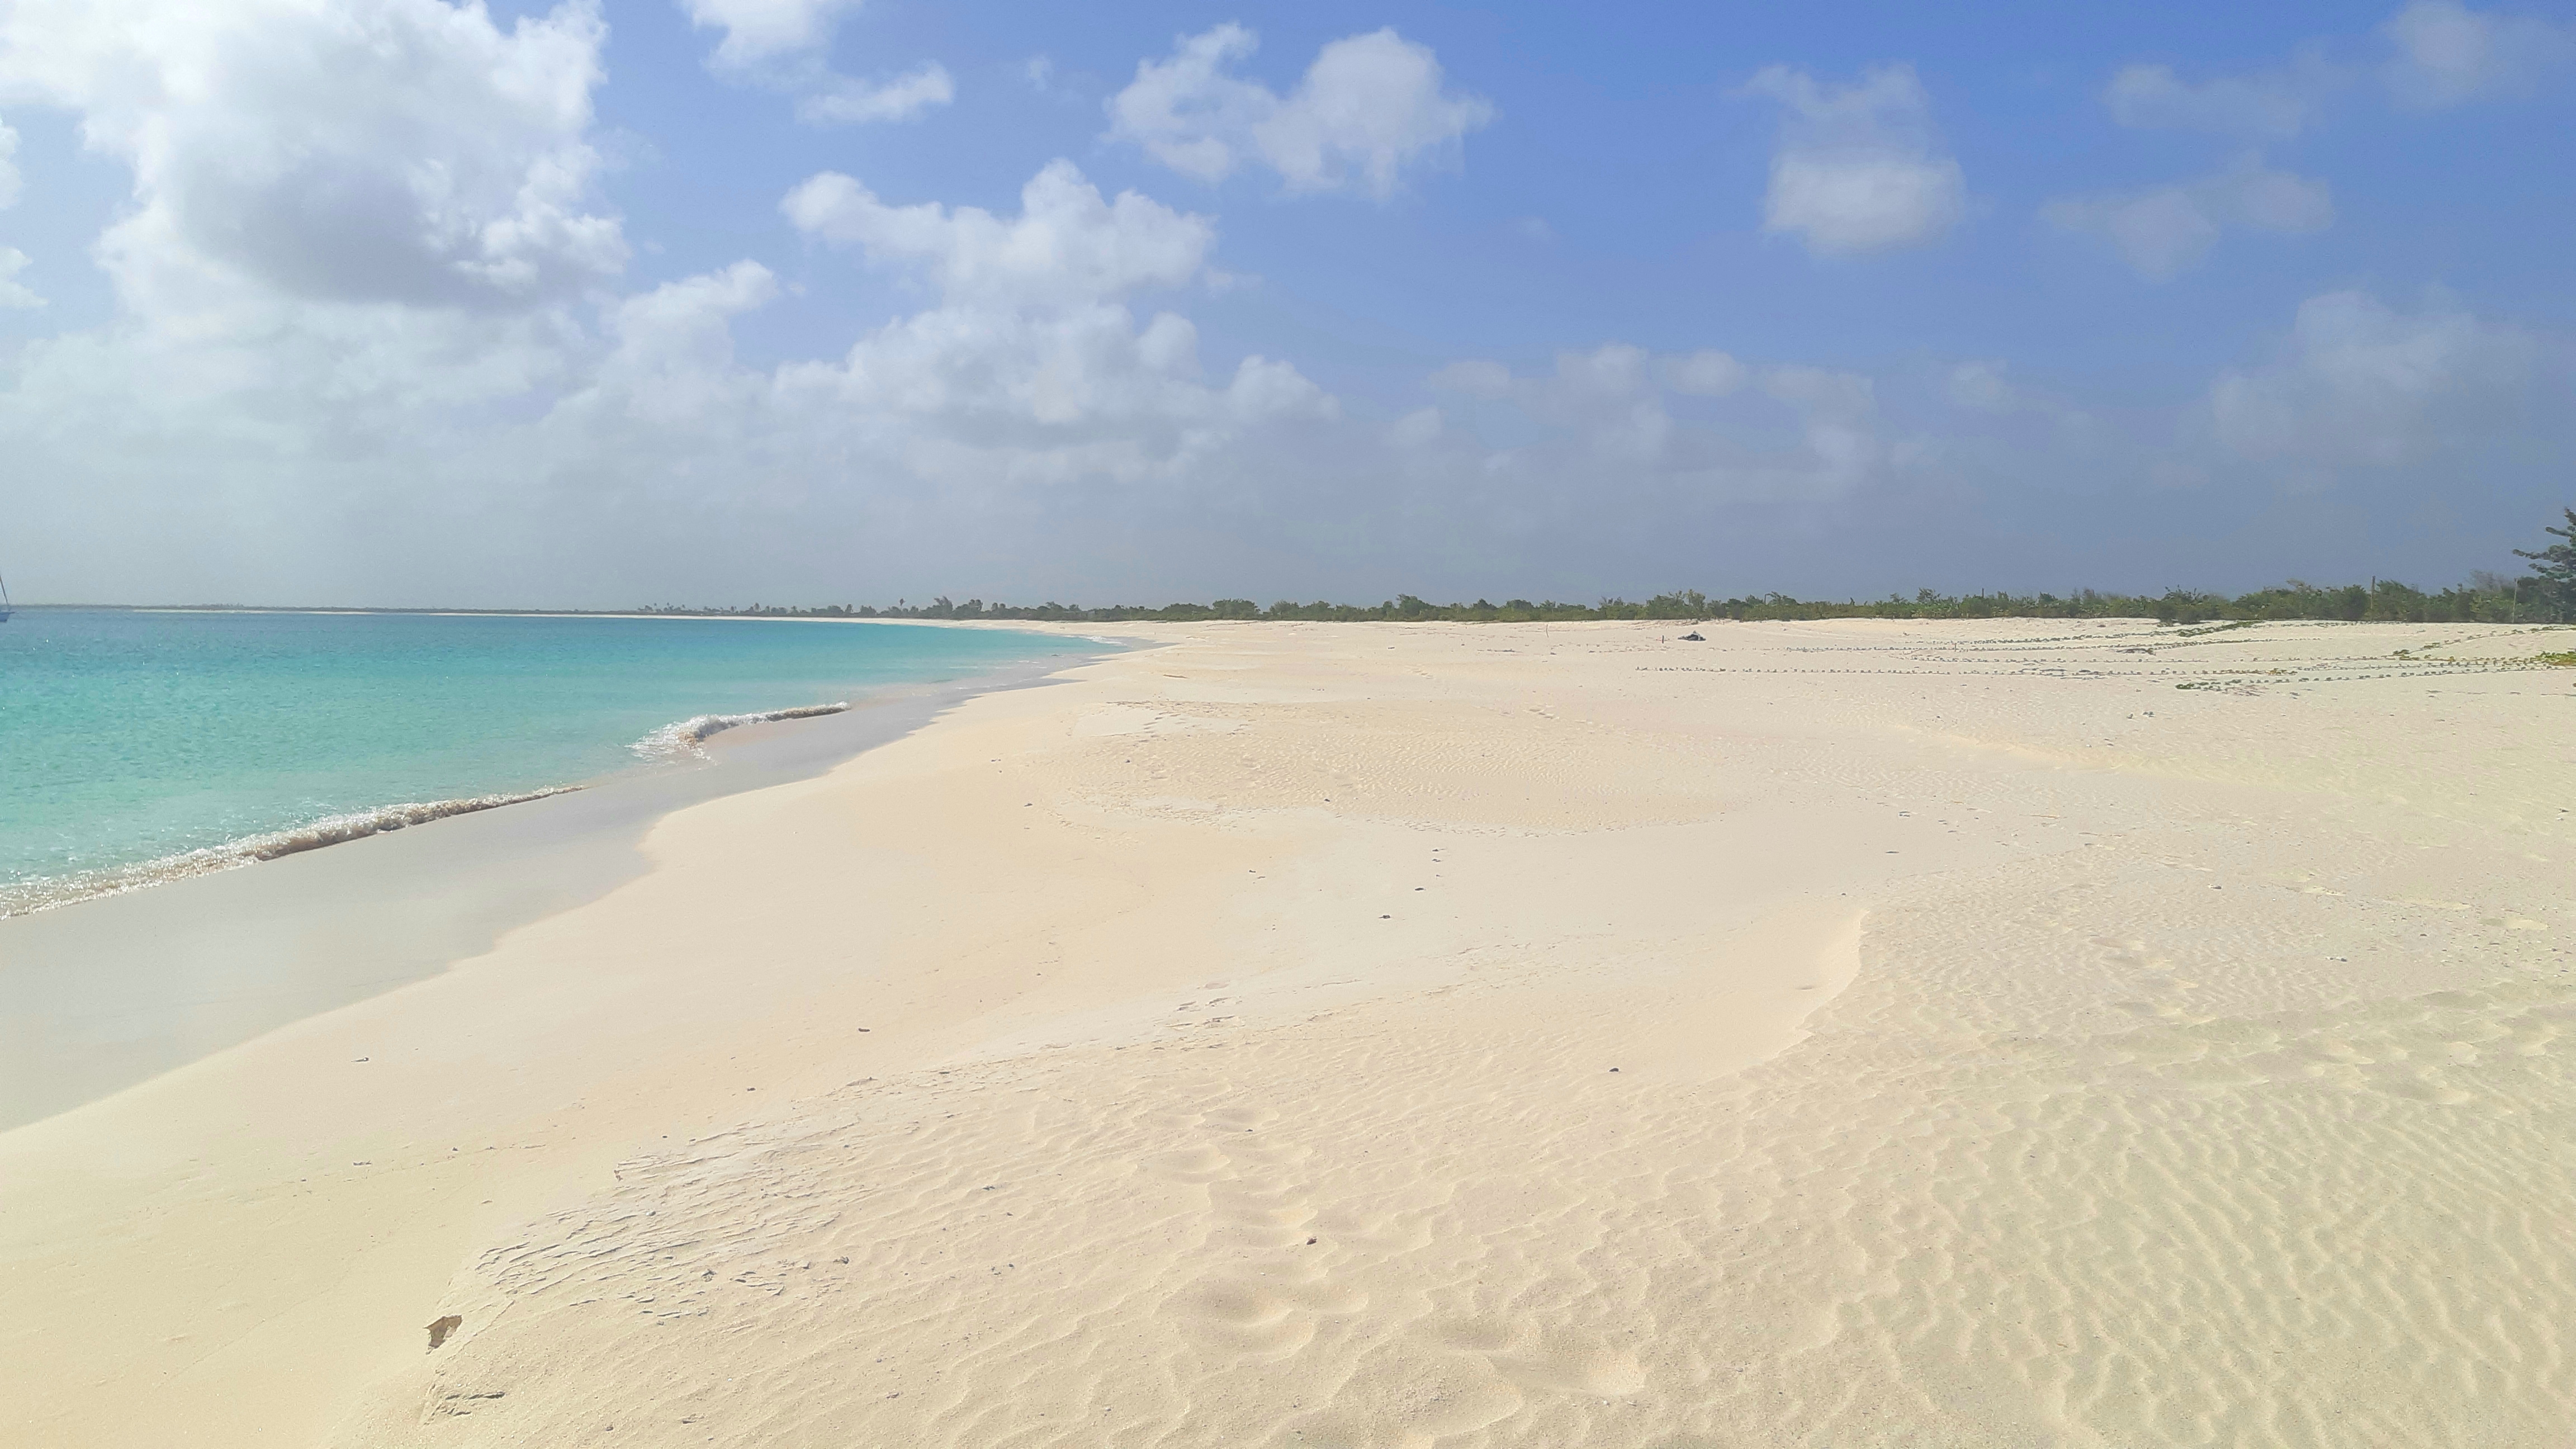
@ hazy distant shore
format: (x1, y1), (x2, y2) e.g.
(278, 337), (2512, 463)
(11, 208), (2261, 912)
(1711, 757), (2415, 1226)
(15, 565), (2567, 629)
(5, 617), (2572, 1447)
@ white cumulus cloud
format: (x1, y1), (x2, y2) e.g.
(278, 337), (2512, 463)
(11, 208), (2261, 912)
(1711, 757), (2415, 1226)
(2045, 156), (2333, 279)
(772, 159), (1329, 453)
(680, 0), (862, 67)
(0, 0), (1344, 608)
(0, 0), (624, 316)
(1745, 64), (1965, 256)
(7, 1), (2564, 610)
(1107, 24), (1494, 196)
(2208, 290), (2535, 469)
(784, 160), (1216, 307)
(589, 260), (780, 421)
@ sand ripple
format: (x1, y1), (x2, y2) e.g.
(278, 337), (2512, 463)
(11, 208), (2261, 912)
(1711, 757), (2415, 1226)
(329, 618), (2576, 1447)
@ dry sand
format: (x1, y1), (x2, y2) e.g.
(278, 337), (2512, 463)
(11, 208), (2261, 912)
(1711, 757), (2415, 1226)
(4, 617), (2573, 1447)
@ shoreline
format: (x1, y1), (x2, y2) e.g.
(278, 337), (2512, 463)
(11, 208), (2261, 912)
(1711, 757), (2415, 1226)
(7, 601), (1140, 638)
(2, 695), (880, 924)
(5, 618), (2570, 1448)
(0, 645), (1118, 1133)
(0, 609), (1119, 924)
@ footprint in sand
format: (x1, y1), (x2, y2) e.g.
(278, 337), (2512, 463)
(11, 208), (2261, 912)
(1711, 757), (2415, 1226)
(1178, 1262), (1367, 1358)
(1180, 1279), (1319, 1358)
(1204, 1104), (1282, 1130)
(1158, 1110), (1367, 1361)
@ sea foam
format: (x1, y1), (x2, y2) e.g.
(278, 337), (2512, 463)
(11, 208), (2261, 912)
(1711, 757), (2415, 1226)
(0, 787), (581, 920)
(2, 700), (859, 918)
(630, 702), (850, 760)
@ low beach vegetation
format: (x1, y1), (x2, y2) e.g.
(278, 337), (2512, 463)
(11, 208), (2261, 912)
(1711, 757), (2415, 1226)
(627, 508), (2576, 627)
(628, 577), (2571, 626)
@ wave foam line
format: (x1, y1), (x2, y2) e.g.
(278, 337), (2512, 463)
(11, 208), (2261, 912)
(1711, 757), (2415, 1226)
(6, 698), (854, 918)
(631, 702), (850, 760)
(0, 786), (581, 920)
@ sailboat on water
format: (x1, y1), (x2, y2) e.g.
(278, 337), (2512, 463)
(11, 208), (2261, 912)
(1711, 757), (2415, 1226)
(1, 570), (12, 622)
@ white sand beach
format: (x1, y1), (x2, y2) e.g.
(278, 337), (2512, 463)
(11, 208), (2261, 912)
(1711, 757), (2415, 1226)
(5, 618), (2573, 1447)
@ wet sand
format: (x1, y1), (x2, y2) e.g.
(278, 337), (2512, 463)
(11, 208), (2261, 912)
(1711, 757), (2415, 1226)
(0, 655), (1099, 1130)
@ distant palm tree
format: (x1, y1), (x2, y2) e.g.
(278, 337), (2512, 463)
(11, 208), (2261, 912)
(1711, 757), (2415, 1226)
(2514, 507), (2576, 622)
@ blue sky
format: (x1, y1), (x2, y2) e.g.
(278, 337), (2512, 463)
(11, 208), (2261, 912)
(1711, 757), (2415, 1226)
(1, 0), (2570, 605)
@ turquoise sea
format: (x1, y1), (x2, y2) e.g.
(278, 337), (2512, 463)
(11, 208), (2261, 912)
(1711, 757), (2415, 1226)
(0, 609), (1086, 915)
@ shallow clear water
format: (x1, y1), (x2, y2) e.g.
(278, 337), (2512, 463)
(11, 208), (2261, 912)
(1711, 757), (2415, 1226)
(0, 609), (1085, 913)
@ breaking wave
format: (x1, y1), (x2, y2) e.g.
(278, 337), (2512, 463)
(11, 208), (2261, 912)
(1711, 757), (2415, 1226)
(630, 702), (850, 760)
(0, 787), (581, 920)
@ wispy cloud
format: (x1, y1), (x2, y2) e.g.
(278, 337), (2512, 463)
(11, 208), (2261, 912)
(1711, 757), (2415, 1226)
(2382, 0), (2576, 107)
(2207, 290), (2536, 471)
(2046, 155), (2333, 279)
(2104, 59), (2338, 137)
(680, 0), (954, 126)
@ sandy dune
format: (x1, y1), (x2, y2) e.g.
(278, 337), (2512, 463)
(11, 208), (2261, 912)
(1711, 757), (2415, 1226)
(6, 618), (2573, 1447)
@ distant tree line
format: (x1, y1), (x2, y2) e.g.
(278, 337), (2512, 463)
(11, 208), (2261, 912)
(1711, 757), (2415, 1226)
(634, 508), (2576, 628)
